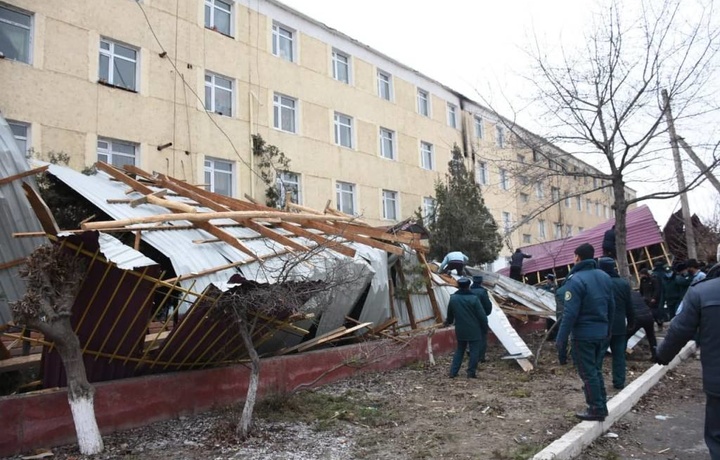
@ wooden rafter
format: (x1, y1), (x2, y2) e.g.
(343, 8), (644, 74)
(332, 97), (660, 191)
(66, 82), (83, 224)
(0, 164), (49, 186)
(303, 220), (404, 255)
(22, 183), (59, 236)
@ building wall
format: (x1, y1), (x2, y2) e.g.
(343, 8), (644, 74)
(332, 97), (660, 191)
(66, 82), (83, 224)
(0, 0), (623, 255)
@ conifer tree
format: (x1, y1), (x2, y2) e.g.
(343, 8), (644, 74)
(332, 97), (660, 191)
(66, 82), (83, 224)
(429, 145), (502, 265)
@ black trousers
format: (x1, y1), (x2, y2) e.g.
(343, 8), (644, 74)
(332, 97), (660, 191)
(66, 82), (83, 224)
(509, 266), (522, 281)
(443, 261), (466, 276)
(626, 317), (657, 353)
(706, 393), (720, 460)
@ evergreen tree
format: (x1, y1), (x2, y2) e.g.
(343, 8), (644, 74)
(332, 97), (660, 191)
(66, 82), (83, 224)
(429, 145), (502, 265)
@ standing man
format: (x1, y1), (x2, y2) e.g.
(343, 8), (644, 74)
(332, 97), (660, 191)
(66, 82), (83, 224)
(664, 263), (691, 320)
(556, 243), (615, 421)
(602, 225), (616, 258)
(444, 278), (488, 379)
(687, 259), (707, 285)
(626, 290), (658, 362)
(540, 274), (559, 339)
(509, 248), (532, 282)
(439, 251), (469, 276)
(470, 275), (493, 363)
(598, 257), (634, 389)
(656, 269), (720, 459)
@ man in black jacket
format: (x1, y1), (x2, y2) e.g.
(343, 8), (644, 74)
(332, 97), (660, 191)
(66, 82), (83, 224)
(656, 271), (720, 459)
(509, 248), (532, 282)
(626, 291), (657, 361)
(470, 275), (493, 363)
(598, 257), (634, 389)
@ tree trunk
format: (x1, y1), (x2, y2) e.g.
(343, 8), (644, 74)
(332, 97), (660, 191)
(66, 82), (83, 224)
(53, 318), (104, 455)
(613, 182), (631, 279)
(237, 322), (260, 440)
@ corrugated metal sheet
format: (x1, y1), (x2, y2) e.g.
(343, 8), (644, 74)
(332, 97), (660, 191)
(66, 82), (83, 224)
(0, 116), (46, 323)
(499, 205), (663, 276)
(96, 232), (158, 270)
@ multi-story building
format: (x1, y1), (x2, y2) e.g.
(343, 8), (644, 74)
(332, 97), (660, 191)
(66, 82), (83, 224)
(0, 0), (632, 262)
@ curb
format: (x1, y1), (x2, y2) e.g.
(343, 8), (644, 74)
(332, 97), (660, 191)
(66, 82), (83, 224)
(532, 341), (697, 460)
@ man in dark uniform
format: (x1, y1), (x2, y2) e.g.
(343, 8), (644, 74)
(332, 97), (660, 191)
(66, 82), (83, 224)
(509, 248), (532, 282)
(556, 243), (615, 421)
(626, 290), (658, 361)
(656, 267), (720, 460)
(664, 262), (691, 320)
(540, 274), (559, 339)
(444, 278), (489, 379)
(470, 275), (493, 362)
(598, 257), (634, 389)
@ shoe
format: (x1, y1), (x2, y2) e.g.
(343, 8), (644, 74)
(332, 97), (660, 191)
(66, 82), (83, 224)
(449, 374), (457, 379)
(467, 374), (478, 379)
(613, 384), (624, 390)
(575, 411), (606, 422)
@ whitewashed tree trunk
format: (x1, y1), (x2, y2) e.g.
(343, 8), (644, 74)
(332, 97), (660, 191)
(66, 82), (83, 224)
(237, 321), (260, 440)
(68, 394), (103, 454)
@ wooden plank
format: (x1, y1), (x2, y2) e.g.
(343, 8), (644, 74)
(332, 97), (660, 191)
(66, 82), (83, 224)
(395, 259), (417, 329)
(22, 183), (59, 236)
(417, 252), (442, 323)
(275, 327), (347, 356)
(0, 353), (41, 373)
(297, 323), (372, 351)
(304, 220), (403, 255)
(0, 164), (49, 186)
(0, 258), (27, 271)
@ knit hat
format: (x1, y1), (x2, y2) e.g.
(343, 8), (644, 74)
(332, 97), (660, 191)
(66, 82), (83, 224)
(546, 274), (555, 279)
(457, 278), (471, 288)
(598, 257), (616, 273)
(574, 243), (595, 261)
(472, 275), (483, 284)
(687, 259), (700, 269)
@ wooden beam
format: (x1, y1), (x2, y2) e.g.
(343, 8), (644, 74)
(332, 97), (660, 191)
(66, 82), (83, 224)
(0, 354), (41, 374)
(303, 220), (403, 255)
(22, 183), (59, 236)
(0, 257), (27, 271)
(395, 260), (417, 329)
(0, 164), (49, 186)
(297, 323), (372, 351)
(417, 252), (442, 323)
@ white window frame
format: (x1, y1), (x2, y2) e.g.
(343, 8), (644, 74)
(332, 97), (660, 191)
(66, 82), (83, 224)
(276, 170), (302, 206)
(554, 222), (563, 239)
(474, 116), (484, 138)
(566, 225), (573, 237)
(502, 212), (511, 232)
(576, 196), (582, 211)
(496, 125), (506, 148)
(273, 92), (297, 133)
(377, 69), (392, 100)
(596, 201), (602, 216)
(522, 234), (532, 244)
(272, 22), (295, 62)
(8, 120), (30, 154)
(99, 38), (139, 91)
(604, 205), (610, 218)
(0, 4), (32, 64)
(420, 141), (434, 170)
(334, 112), (353, 148)
(538, 219), (546, 238)
(332, 49), (351, 84)
(551, 186), (560, 202)
(204, 0), (233, 36)
(336, 181), (357, 216)
(535, 181), (544, 199)
(447, 103), (458, 128)
(417, 88), (430, 117)
(476, 161), (488, 185)
(382, 189), (399, 221)
(204, 157), (235, 197)
(379, 127), (396, 160)
(97, 137), (138, 168)
(205, 71), (234, 116)
(586, 199), (593, 215)
(565, 193), (571, 208)
(499, 168), (510, 191)
(422, 197), (435, 222)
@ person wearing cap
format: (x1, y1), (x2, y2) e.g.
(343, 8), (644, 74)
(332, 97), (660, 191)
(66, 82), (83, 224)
(439, 251), (469, 276)
(664, 262), (691, 320)
(656, 270), (720, 459)
(626, 290), (658, 361)
(509, 248), (532, 282)
(540, 274), (559, 340)
(598, 257), (634, 389)
(470, 275), (493, 362)
(555, 243), (615, 421)
(444, 277), (489, 379)
(639, 268), (661, 313)
(651, 261), (669, 327)
(602, 225), (616, 258)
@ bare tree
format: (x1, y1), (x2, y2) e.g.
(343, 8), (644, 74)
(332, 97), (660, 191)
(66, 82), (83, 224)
(11, 244), (103, 455)
(211, 241), (373, 440)
(495, 0), (720, 276)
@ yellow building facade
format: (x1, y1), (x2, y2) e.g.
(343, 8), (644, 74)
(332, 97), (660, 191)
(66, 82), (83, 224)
(0, 0), (629, 260)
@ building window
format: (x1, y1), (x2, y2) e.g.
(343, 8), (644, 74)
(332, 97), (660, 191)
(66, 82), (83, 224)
(499, 168), (510, 190)
(332, 49), (350, 84)
(517, 154), (525, 164)
(596, 201), (602, 216)
(532, 149), (540, 162)
(204, 0), (232, 36)
(586, 199), (593, 215)
(593, 177), (598, 188)
(522, 234), (532, 244)
(551, 186), (560, 202)
(8, 120), (30, 154)
(204, 157), (234, 197)
(420, 141), (434, 170)
(205, 72), (233, 116)
(521, 215), (528, 225)
(502, 212), (511, 232)
(474, 116), (484, 138)
(97, 137), (137, 168)
(379, 128), (396, 160)
(535, 181), (544, 199)
(564, 193), (571, 208)
(554, 222), (563, 239)
(447, 103), (458, 128)
(276, 171), (301, 206)
(476, 161), (488, 185)
(272, 22), (294, 62)
(377, 70), (392, 100)
(334, 112), (353, 148)
(566, 225), (573, 237)
(273, 93), (296, 133)
(336, 181), (356, 215)
(576, 196), (582, 211)
(423, 197), (435, 222)
(0, 5), (31, 63)
(578, 226), (584, 233)
(604, 205), (609, 218)
(538, 219), (546, 238)
(382, 190), (399, 220)
(520, 192), (529, 203)
(417, 89), (430, 117)
(99, 38), (138, 91)
(496, 125), (505, 148)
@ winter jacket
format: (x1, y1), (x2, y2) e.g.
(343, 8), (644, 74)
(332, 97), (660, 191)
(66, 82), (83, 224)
(445, 290), (488, 341)
(657, 277), (720, 396)
(663, 273), (691, 310)
(510, 250), (532, 268)
(651, 268), (667, 307)
(556, 259), (615, 346)
(608, 275), (634, 335)
(602, 227), (616, 254)
(630, 291), (654, 325)
(439, 251), (468, 272)
(470, 284), (493, 317)
(639, 275), (661, 309)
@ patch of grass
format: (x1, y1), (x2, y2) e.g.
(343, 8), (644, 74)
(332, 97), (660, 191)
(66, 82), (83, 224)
(509, 388), (531, 398)
(602, 452), (621, 460)
(255, 389), (396, 430)
(492, 443), (543, 460)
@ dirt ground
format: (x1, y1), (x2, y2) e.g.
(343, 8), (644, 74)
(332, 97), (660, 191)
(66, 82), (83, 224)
(7, 330), (672, 460)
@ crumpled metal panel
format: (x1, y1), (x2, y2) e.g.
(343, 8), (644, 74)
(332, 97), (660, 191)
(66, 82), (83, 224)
(96, 232), (157, 270)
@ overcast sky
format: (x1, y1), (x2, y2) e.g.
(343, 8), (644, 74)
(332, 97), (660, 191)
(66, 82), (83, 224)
(280, 0), (718, 227)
